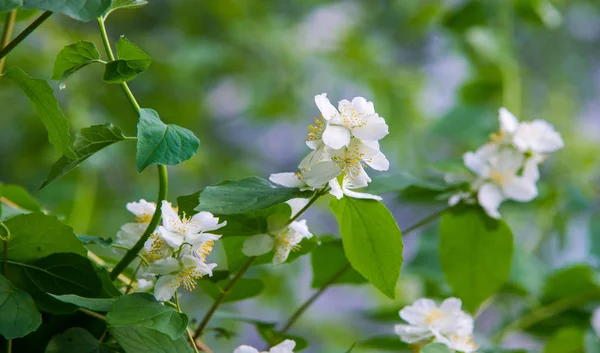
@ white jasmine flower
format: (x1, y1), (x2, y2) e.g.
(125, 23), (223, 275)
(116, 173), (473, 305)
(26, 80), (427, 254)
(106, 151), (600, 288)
(273, 220), (312, 265)
(493, 108), (564, 154)
(148, 253), (217, 301)
(464, 146), (537, 219)
(126, 199), (156, 223)
(435, 333), (478, 353)
(143, 232), (174, 263)
(158, 201), (226, 248)
(394, 298), (474, 344)
(328, 177), (381, 201)
(234, 339), (295, 353)
(592, 307), (600, 337)
(286, 198), (310, 217)
(314, 93), (388, 149)
(115, 199), (157, 247)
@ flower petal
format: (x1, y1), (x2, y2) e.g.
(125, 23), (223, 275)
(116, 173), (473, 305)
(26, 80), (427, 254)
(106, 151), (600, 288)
(146, 257), (180, 275)
(394, 324), (433, 344)
(365, 151), (390, 171)
(233, 346), (260, 353)
(351, 96), (375, 115)
(499, 107), (519, 133)
(314, 93), (339, 121)
(269, 172), (305, 188)
(270, 339), (296, 353)
(477, 183), (504, 219)
(160, 200), (181, 232)
(503, 176), (538, 202)
(158, 226), (184, 248)
(328, 178), (344, 199)
(322, 124), (351, 149)
(352, 114), (389, 141)
(153, 275), (178, 301)
(302, 161), (341, 187)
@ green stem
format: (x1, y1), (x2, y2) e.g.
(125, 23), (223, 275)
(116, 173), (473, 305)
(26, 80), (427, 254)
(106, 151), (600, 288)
(0, 9), (17, 75)
(78, 308), (107, 321)
(110, 165), (167, 280)
(279, 205), (450, 334)
(0, 11), (52, 62)
(2, 240), (7, 276)
(7, 339), (11, 353)
(111, 244), (150, 265)
(125, 260), (144, 294)
(174, 291), (201, 353)
(193, 257), (256, 339)
(286, 187), (329, 226)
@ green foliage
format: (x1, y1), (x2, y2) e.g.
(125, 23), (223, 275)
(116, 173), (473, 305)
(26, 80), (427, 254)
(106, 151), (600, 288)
(439, 207), (513, 312)
(198, 278), (264, 303)
(52, 41), (102, 89)
(541, 265), (600, 303)
(5, 213), (86, 262)
(136, 108), (199, 172)
(310, 236), (366, 288)
(422, 343), (452, 353)
(365, 172), (448, 196)
(358, 336), (410, 351)
(329, 198), (403, 299)
(254, 321), (308, 351)
(543, 326), (585, 353)
(0, 274), (42, 339)
(106, 293), (188, 340)
(103, 37), (152, 83)
(0, 0), (21, 12)
(104, 0), (148, 17)
(77, 234), (114, 247)
(49, 294), (116, 312)
(46, 327), (118, 353)
(5, 67), (76, 159)
(507, 248), (546, 297)
(585, 330), (600, 353)
(0, 184), (41, 212)
(42, 123), (126, 188)
(195, 176), (311, 215)
(22, 0), (111, 21)
(109, 326), (193, 353)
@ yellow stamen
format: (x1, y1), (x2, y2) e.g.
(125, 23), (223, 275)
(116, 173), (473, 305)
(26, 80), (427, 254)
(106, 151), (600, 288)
(306, 117), (325, 142)
(196, 240), (215, 261)
(425, 309), (444, 324)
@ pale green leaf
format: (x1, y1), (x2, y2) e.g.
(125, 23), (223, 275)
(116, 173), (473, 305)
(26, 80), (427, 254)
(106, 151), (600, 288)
(329, 198), (403, 298)
(0, 274), (42, 339)
(136, 108), (199, 172)
(104, 0), (147, 17)
(6, 67), (76, 159)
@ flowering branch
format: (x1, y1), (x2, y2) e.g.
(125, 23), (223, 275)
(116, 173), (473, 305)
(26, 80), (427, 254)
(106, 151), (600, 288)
(0, 11), (53, 62)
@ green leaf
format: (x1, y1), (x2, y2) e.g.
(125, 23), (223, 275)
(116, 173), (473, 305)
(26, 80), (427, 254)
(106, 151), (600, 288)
(542, 265), (600, 303)
(49, 294), (116, 312)
(507, 247), (546, 297)
(6, 67), (76, 159)
(135, 108), (199, 172)
(585, 330), (600, 353)
(198, 278), (264, 303)
(94, 265), (123, 298)
(77, 234), (114, 247)
(311, 236), (366, 288)
(0, 274), (42, 339)
(42, 123), (126, 188)
(254, 321), (308, 351)
(0, 0), (21, 12)
(46, 327), (119, 353)
(0, 184), (42, 212)
(439, 207), (514, 312)
(106, 293), (188, 340)
(22, 0), (111, 21)
(194, 177), (311, 215)
(103, 37), (152, 83)
(6, 253), (103, 314)
(329, 198), (403, 299)
(104, 0), (147, 17)
(52, 41), (102, 89)
(422, 342), (452, 353)
(110, 326), (193, 353)
(543, 327), (585, 353)
(4, 212), (86, 262)
(358, 336), (411, 351)
(365, 172), (447, 195)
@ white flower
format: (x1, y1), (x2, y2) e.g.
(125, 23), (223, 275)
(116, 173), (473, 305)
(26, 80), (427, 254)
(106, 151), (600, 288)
(394, 298), (474, 344)
(314, 93), (388, 149)
(115, 199), (156, 247)
(158, 200), (226, 248)
(592, 307), (600, 337)
(435, 333), (478, 353)
(328, 177), (381, 201)
(234, 339), (295, 353)
(464, 146), (538, 218)
(273, 220), (312, 265)
(126, 199), (156, 223)
(494, 108), (564, 154)
(147, 254), (217, 301)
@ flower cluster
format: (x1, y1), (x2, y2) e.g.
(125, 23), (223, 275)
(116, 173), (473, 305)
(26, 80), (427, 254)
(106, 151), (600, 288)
(115, 200), (226, 301)
(395, 298), (477, 352)
(270, 93), (390, 200)
(450, 108), (564, 218)
(234, 339), (295, 353)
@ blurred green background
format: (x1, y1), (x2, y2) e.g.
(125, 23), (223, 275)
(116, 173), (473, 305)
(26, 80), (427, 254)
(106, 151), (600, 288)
(1, 0), (600, 351)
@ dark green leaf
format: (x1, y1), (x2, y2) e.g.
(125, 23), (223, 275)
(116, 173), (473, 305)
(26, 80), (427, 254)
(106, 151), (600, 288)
(311, 236), (366, 288)
(5, 212), (86, 262)
(22, 0), (111, 21)
(0, 274), (42, 339)
(194, 177), (311, 215)
(42, 123), (126, 188)
(77, 234), (114, 247)
(6, 67), (76, 159)
(104, 0), (147, 17)
(135, 108), (199, 172)
(543, 327), (585, 353)
(103, 37), (152, 83)
(106, 293), (188, 340)
(46, 327), (119, 353)
(94, 265), (123, 298)
(52, 41), (102, 89)
(0, 0), (21, 12)
(422, 342), (452, 353)
(49, 294), (116, 312)
(110, 326), (193, 353)
(6, 253), (103, 314)
(198, 278), (264, 303)
(329, 198), (403, 299)
(0, 184), (41, 212)
(439, 207), (513, 312)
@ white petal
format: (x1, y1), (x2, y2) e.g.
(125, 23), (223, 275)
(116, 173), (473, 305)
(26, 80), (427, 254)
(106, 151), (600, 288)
(160, 200), (181, 232)
(243, 234), (275, 256)
(187, 232), (221, 246)
(499, 107), (519, 133)
(289, 219), (312, 239)
(322, 124), (351, 149)
(342, 186), (382, 200)
(478, 183), (504, 219)
(189, 211), (225, 232)
(439, 297), (463, 312)
(126, 199), (156, 220)
(448, 194), (462, 206)
(346, 166), (371, 188)
(146, 257), (181, 275)
(351, 96), (375, 115)
(269, 173), (305, 188)
(158, 226), (184, 248)
(298, 147), (329, 171)
(503, 176), (538, 202)
(523, 158), (540, 181)
(153, 275), (178, 301)
(492, 148), (523, 174)
(302, 161), (341, 187)
(314, 93), (339, 121)
(137, 278), (154, 292)
(273, 244), (293, 265)
(400, 299), (436, 325)
(394, 324), (433, 344)
(234, 346), (260, 353)
(328, 179), (344, 199)
(270, 339), (296, 353)
(287, 198), (309, 218)
(352, 114), (389, 141)
(116, 223), (146, 248)
(365, 151), (389, 171)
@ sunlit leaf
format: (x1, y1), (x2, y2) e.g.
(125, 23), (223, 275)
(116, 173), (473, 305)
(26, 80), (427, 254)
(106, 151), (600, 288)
(0, 184), (41, 212)
(104, 0), (147, 17)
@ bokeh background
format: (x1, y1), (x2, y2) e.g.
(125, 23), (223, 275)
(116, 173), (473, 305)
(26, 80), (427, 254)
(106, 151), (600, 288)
(1, 0), (600, 351)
